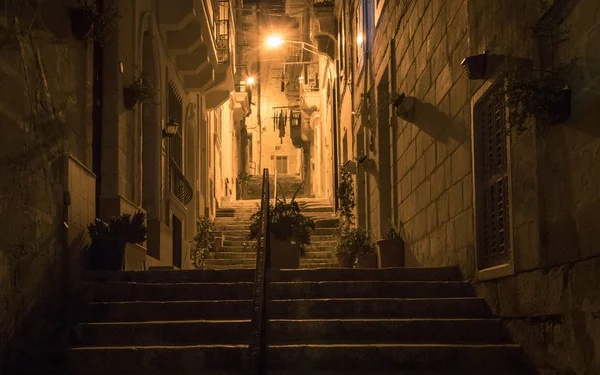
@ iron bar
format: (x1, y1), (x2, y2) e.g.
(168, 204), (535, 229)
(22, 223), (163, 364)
(248, 168), (271, 374)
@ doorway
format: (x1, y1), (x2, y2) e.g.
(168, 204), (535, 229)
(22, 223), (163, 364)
(172, 215), (182, 269)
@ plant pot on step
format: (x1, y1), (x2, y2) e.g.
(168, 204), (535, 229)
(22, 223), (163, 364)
(70, 8), (95, 40)
(357, 252), (377, 268)
(85, 239), (126, 270)
(123, 87), (138, 110)
(377, 238), (404, 268)
(336, 253), (355, 268)
(270, 233), (301, 269)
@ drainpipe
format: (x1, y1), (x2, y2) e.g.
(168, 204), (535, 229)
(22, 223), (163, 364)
(256, 1), (262, 173)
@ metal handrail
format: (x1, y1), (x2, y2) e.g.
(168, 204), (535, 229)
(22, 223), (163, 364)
(248, 168), (271, 374)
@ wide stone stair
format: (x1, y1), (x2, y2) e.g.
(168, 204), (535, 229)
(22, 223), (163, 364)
(64, 267), (534, 374)
(207, 198), (339, 269)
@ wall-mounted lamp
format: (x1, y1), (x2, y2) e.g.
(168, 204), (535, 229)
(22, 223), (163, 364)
(392, 93), (415, 122)
(163, 119), (179, 138)
(461, 52), (488, 80)
(247, 76), (255, 85)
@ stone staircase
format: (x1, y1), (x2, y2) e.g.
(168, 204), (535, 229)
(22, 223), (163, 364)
(207, 198), (339, 269)
(65, 267), (534, 374)
(242, 174), (312, 200)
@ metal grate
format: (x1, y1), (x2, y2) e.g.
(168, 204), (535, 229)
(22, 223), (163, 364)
(474, 82), (511, 270)
(169, 159), (193, 206)
(215, 19), (230, 63)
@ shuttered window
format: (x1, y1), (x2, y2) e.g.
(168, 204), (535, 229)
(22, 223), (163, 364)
(276, 156), (288, 174)
(474, 81), (511, 270)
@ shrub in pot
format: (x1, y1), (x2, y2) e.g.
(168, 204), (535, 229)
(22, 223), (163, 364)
(191, 216), (216, 269)
(248, 183), (315, 269)
(86, 211), (147, 270)
(70, 1), (119, 46)
(123, 71), (157, 110)
(335, 225), (375, 268)
(377, 222), (405, 268)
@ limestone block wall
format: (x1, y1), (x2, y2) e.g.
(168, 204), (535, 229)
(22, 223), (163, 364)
(365, 0), (600, 372)
(0, 0), (93, 370)
(366, 0), (474, 271)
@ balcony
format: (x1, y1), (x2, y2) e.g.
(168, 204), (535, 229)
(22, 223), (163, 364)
(215, 19), (230, 64)
(169, 159), (193, 206)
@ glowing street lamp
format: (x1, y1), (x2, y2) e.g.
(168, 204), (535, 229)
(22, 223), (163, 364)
(247, 76), (255, 85)
(266, 35), (284, 48)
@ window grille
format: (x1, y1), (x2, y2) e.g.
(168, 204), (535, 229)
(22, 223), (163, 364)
(168, 81), (183, 169)
(474, 81), (511, 270)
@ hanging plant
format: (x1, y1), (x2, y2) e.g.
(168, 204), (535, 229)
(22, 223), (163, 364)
(70, 1), (120, 46)
(500, 69), (571, 133)
(123, 71), (157, 110)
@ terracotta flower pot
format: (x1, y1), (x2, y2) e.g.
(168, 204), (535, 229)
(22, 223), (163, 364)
(270, 234), (301, 269)
(123, 87), (138, 110)
(86, 239), (126, 270)
(357, 252), (377, 268)
(377, 238), (404, 268)
(70, 8), (95, 40)
(336, 253), (355, 268)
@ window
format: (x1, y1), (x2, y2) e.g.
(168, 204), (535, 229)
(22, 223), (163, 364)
(473, 81), (512, 270)
(276, 156), (288, 174)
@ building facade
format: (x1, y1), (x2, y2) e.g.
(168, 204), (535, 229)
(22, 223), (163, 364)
(335, 0), (600, 373)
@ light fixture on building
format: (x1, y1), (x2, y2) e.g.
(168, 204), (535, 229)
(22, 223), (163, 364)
(247, 76), (255, 85)
(461, 52), (488, 80)
(392, 93), (415, 122)
(298, 76), (304, 83)
(163, 119), (179, 138)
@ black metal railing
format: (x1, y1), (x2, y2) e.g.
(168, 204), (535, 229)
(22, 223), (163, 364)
(169, 159), (193, 205)
(215, 19), (230, 64)
(248, 168), (271, 374)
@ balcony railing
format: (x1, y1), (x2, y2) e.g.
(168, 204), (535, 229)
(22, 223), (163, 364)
(169, 158), (193, 206)
(215, 19), (230, 64)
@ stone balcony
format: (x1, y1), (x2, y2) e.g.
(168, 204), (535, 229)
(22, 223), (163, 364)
(157, 0), (235, 97)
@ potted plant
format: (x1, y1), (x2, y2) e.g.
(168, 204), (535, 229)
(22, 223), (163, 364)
(377, 221), (405, 268)
(85, 211), (147, 270)
(248, 183), (315, 269)
(335, 225), (376, 268)
(70, 1), (119, 46)
(123, 71), (157, 110)
(191, 216), (216, 269)
(236, 171), (251, 200)
(502, 68), (571, 133)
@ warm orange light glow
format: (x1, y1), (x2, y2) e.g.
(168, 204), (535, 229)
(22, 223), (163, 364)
(357, 33), (363, 45)
(266, 35), (285, 48)
(247, 77), (255, 85)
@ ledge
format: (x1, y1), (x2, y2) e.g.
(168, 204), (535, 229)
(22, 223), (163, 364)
(476, 262), (515, 281)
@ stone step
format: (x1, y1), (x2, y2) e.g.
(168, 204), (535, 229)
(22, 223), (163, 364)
(74, 318), (508, 347)
(65, 343), (527, 373)
(218, 244), (335, 253)
(203, 259), (338, 267)
(90, 281), (474, 302)
(81, 297), (492, 322)
(83, 268), (462, 284)
(208, 251), (336, 260)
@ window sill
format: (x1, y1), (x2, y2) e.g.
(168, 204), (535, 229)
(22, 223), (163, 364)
(476, 262), (515, 281)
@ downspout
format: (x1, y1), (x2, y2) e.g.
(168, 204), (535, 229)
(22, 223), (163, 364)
(256, 0), (262, 172)
(92, 0), (105, 217)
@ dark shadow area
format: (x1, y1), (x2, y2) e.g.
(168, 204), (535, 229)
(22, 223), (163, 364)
(408, 97), (464, 144)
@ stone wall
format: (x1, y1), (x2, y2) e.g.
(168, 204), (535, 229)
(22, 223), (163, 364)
(0, 0), (93, 371)
(364, 0), (600, 373)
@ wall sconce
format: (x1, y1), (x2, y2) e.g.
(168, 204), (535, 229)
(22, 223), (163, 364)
(461, 52), (488, 80)
(163, 119), (179, 138)
(392, 93), (415, 122)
